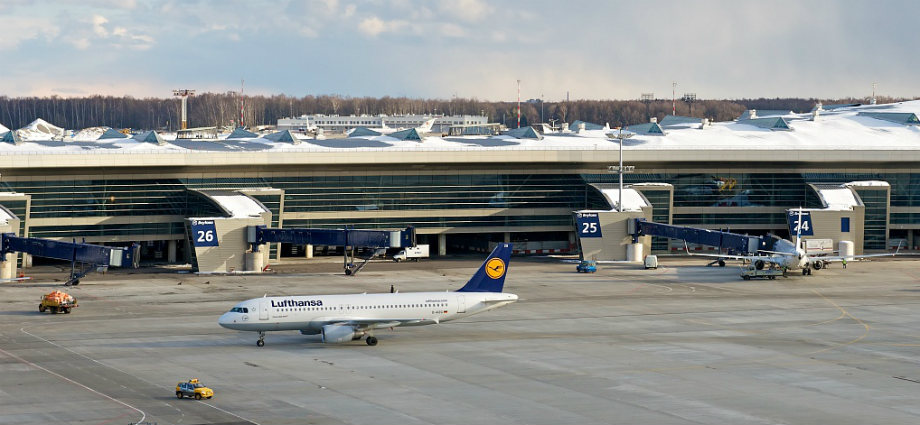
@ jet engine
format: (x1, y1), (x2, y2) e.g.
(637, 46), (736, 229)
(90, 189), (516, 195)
(754, 260), (765, 270)
(322, 324), (357, 343)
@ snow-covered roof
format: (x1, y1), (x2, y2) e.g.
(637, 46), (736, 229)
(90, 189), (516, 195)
(815, 186), (859, 211)
(0, 204), (14, 224)
(205, 192), (269, 218)
(846, 180), (891, 188)
(1, 101), (920, 156)
(16, 118), (64, 141)
(72, 127), (110, 141)
(659, 115), (701, 128)
(596, 187), (649, 212)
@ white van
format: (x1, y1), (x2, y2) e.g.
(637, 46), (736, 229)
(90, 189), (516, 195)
(644, 255), (658, 269)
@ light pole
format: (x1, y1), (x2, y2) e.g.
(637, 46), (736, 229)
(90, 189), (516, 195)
(608, 128), (635, 211)
(682, 93), (697, 116)
(540, 93), (544, 124)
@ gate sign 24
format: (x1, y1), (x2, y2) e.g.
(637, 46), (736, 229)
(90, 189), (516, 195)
(576, 213), (603, 238)
(787, 210), (814, 236)
(191, 220), (220, 247)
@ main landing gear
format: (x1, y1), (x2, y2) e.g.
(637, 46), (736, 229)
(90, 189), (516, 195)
(365, 336), (378, 346)
(257, 331), (265, 347)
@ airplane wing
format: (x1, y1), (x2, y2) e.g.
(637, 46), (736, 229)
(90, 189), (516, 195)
(683, 242), (782, 263)
(813, 242), (901, 263)
(813, 251), (899, 263)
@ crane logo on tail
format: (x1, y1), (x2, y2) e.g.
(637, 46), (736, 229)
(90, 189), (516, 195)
(485, 258), (505, 279)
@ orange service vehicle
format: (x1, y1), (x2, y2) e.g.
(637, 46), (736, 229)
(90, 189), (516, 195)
(39, 290), (78, 314)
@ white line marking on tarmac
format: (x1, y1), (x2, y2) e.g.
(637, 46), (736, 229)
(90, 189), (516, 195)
(20, 327), (261, 425)
(0, 345), (146, 424)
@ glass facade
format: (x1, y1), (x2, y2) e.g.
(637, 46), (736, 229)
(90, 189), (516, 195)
(853, 188), (888, 249)
(0, 171), (915, 253)
(585, 173), (826, 209)
(638, 189), (671, 251)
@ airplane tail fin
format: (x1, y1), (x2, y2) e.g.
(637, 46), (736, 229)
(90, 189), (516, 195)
(457, 243), (512, 293)
(418, 118), (436, 132)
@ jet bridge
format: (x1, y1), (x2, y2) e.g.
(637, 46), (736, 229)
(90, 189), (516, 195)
(630, 219), (763, 255)
(248, 225), (416, 275)
(0, 233), (139, 284)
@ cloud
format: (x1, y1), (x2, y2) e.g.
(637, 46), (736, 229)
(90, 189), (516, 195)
(439, 23), (465, 38)
(88, 14), (154, 49)
(358, 16), (408, 37)
(0, 16), (60, 50)
(69, 38), (91, 50)
(92, 15), (109, 37)
(442, 0), (493, 22)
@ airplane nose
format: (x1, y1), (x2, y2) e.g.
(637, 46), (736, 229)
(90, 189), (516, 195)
(218, 312), (232, 328)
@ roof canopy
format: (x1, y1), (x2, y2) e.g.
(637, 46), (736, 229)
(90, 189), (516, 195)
(389, 128), (422, 141)
(503, 126), (543, 140)
(857, 112), (920, 125)
(98, 128), (128, 139)
(263, 129), (301, 144)
(626, 122), (667, 136)
(0, 130), (21, 145)
(226, 127), (258, 139)
(569, 120), (605, 131)
(349, 127), (382, 137)
(133, 130), (166, 145)
(736, 117), (792, 131)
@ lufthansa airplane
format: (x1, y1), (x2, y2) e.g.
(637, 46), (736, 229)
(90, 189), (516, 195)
(218, 243), (517, 346)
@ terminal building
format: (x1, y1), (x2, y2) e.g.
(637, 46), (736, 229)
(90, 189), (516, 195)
(277, 114), (488, 133)
(0, 101), (917, 272)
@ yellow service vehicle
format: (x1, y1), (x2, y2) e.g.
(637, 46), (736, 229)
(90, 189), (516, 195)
(175, 378), (214, 400)
(39, 290), (78, 314)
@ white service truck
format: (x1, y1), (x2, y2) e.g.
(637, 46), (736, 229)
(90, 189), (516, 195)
(393, 245), (429, 262)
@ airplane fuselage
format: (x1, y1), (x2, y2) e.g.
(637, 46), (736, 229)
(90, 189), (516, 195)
(218, 291), (518, 334)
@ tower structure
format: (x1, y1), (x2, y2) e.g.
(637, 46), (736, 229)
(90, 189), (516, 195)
(172, 89), (196, 130)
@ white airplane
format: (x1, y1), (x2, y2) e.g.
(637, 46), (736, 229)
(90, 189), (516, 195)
(686, 210), (899, 275)
(346, 117), (437, 136)
(218, 243), (517, 346)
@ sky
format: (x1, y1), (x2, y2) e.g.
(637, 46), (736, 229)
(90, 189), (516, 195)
(1, 0), (919, 101)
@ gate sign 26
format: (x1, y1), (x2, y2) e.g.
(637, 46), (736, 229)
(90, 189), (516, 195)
(787, 210), (814, 236)
(191, 220), (220, 247)
(576, 213), (603, 238)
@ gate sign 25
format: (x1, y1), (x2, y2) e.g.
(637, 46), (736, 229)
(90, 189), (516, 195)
(576, 213), (603, 238)
(787, 210), (814, 236)
(191, 220), (220, 247)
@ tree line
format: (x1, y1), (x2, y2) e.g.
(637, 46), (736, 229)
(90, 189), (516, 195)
(0, 93), (908, 131)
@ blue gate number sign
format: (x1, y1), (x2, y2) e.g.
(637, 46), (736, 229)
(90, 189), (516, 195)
(787, 210), (814, 236)
(191, 220), (220, 247)
(576, 213), (603, 238)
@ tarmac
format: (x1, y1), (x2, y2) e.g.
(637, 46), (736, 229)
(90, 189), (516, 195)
(1, 255), (919, 425)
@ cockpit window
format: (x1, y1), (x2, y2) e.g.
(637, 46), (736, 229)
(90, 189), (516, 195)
(230, 307), (249, 313)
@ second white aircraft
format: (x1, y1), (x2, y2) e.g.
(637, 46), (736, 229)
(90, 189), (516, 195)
(218, 243), (517, 346)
